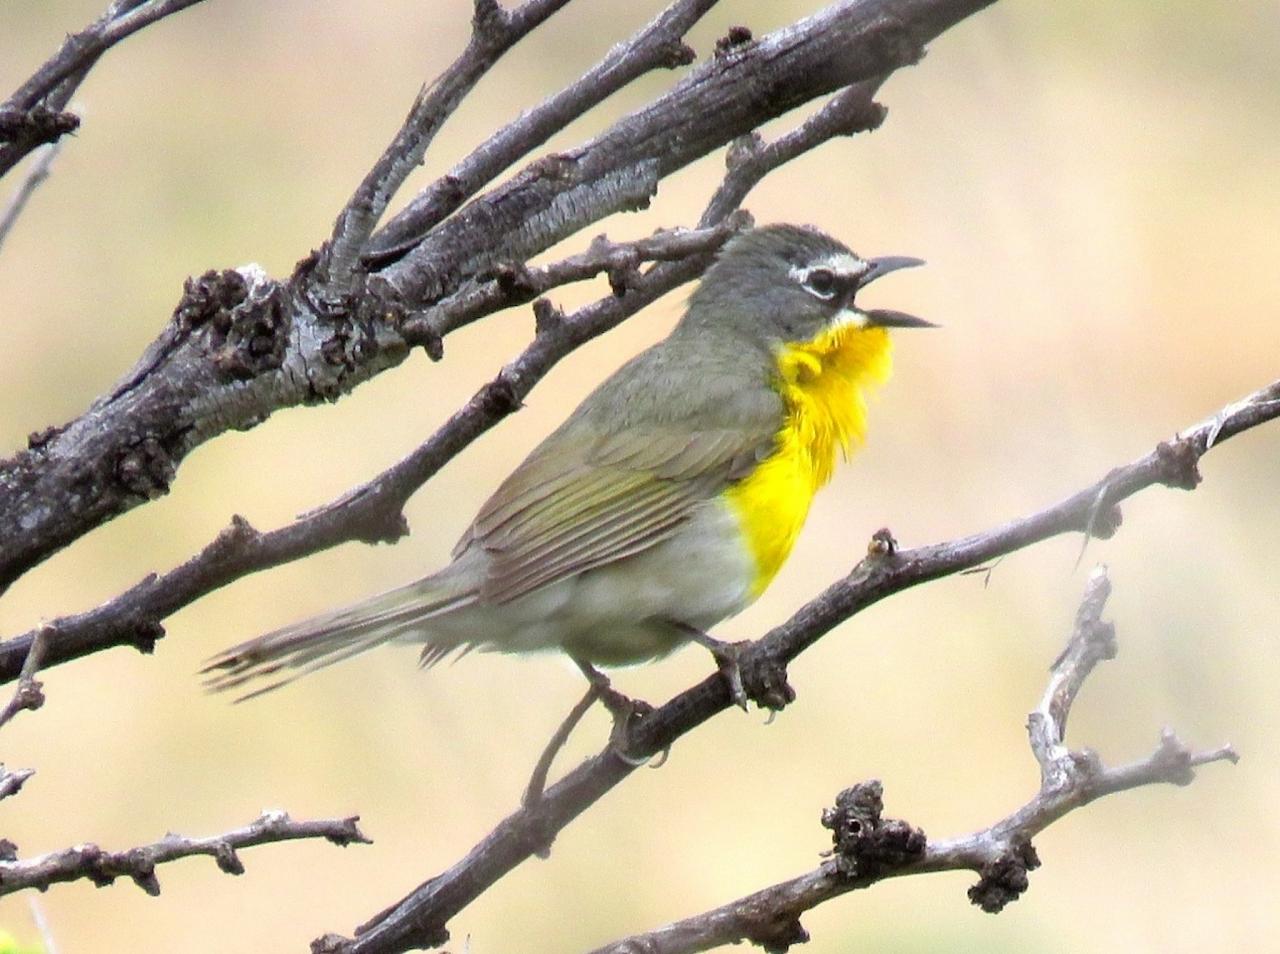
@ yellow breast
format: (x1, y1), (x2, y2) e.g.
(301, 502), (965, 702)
(724, 323), (892, 597)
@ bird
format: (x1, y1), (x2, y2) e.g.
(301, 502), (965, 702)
(202, 223), (930, 706)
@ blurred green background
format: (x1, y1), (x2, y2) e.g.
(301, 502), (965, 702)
(1, 1), (1278, 951)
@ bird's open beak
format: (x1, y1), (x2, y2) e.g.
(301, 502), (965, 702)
(857, 256), (935, 328)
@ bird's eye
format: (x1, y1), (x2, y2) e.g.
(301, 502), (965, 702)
(803, 268), (837, 299)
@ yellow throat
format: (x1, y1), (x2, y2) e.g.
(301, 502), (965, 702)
(725, 322), (892, 597)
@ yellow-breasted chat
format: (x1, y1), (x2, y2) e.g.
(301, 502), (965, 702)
(202, 224), (929, 707)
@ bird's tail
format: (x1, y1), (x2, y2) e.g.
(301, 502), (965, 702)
(200, 572), (475, 701)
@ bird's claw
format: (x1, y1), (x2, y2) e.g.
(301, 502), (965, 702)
(590, 678), (656, 766)
(604, 695), (657, 767)
(679, 626), (795, 713)
(569, 658), (659, 769)
(741, 651), (796, 713)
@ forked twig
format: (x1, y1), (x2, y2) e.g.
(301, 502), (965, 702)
(588, 567), (1237, 954)
(322, 0), (576, 288)
(0, 810), (370, 897)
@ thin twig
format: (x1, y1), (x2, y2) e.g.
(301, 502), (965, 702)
(588, 567), (1237, 954)
(402, 218), (744, 343)
(523, 684), (599, 810)
(29, 896), (60, 954)
(322, 0), (575, 289)
(0, 625), (51, 729)
(0, 765), (35, 802)
(0, 809), (370, 897)
(0, 141), (61, 255)
(700, 76), (891, 228)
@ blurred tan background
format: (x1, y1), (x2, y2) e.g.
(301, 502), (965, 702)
(1, 1), (1278, 951)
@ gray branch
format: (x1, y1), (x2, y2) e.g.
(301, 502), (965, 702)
(587, 566), (1238, 954)
(365, 0), (718, 264)
(0, 0), (993, 598)
(0, 810), (370, 897)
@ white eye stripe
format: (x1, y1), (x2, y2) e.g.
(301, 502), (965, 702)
(814, 252), (869, 276)
(789, 259), (866, 300)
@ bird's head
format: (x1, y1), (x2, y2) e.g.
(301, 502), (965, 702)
(681, 223), (931, 350)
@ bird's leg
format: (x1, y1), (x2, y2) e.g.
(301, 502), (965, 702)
(674, 624), (796, 714)
(674, 624), (749, 711)
(572, 657), (655, 767)
(523, 683), (598, 808)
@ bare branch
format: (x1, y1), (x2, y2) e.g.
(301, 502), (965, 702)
(0, 1), (208, 177)
(588, 566), (1237, 954)
(0, 810), (370, 898)
(403, 218), (745, 343)
(0, 141), (61, 254)
(700, 75), (891, 227)
(750, 379), (1280, 672)
(322, 0), (576, 288)
(366, 0), (720, 265)
(310, 385), (1274, 953)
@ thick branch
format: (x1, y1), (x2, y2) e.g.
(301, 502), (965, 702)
(0, 810), (370, 897)
(0, 0), (990, 596)
(0, 0), (208, 176)
(312, 385), (1275, 953)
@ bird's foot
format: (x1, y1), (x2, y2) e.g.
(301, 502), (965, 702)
(677, 626), (795, 714)
(573, 658), (658, 768)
